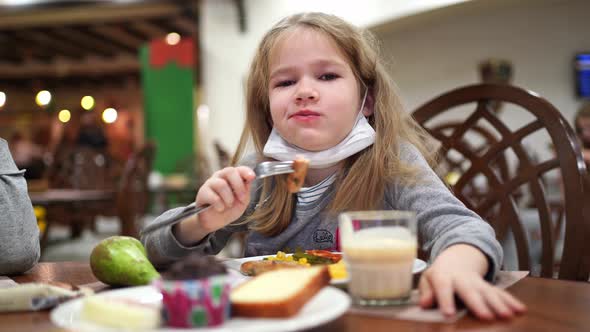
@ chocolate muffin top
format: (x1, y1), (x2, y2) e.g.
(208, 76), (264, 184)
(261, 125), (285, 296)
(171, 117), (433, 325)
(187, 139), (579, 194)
(161, 253), (227, 280)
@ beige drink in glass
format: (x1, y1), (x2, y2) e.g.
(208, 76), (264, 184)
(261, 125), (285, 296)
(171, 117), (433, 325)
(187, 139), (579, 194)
(339, 210), (417, 306)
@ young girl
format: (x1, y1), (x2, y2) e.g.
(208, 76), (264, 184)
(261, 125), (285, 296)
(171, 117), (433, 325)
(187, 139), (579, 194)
(142, 12), (525, 320)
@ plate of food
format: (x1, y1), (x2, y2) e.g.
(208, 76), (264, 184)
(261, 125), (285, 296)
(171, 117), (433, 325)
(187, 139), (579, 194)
(51, 285), (349, 332)
(51, 254), (350, 332)
(223, 250), (428, 286)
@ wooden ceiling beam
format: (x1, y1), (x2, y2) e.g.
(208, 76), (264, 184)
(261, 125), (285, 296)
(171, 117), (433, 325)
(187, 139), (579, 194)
(0, 32), (24, 64)
(131, 20), (169, 39)
(171, 16), (196, 36)
(8, 34), (52, 63)
(91, 25), (145, 49)
(0, 55), (139, 79)
(13, 30), (87, 60)
(0, 2), (187, 29)
(51, 27), (126, 56)
(0, 53), (22, 64)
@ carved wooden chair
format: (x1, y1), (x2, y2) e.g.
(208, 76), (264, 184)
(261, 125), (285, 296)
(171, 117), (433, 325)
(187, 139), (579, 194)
(429, 121), (515, 205)
(116, 142), (156, 238)
(40, 146), (120, 239)
(41, 143), (154, 240)
(412, 83), (590, 281)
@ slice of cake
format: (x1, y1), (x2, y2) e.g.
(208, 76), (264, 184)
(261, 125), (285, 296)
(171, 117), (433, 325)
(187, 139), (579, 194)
(81, 295), (160, 329)
(230, 266), (330, 318)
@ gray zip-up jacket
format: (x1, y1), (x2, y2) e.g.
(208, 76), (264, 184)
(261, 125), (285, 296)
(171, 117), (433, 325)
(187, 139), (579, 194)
(0, 138), (40, 275)
(142, 143), (502, 280)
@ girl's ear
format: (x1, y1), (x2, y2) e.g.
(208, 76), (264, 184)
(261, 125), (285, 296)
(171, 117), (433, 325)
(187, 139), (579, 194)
(362, 89), (375, 117)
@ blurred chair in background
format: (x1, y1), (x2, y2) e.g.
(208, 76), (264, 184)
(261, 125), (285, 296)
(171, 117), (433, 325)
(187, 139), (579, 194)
(574, 102), (590, 168)
(412, 83), (590, 281)
(41, 144), (120, 239)
(37, 142), (155, 246)
(214, 140), (232, 169)
(156, 139), (231, 213)
(116, 142), (156, 238)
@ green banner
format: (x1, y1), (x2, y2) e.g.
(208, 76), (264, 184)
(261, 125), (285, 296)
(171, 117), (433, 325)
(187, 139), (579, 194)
(139, 39), (195, 174)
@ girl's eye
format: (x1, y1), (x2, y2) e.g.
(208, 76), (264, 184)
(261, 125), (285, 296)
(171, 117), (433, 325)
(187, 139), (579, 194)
(319, 73), (338, 81)
(275, 80), (295, 88)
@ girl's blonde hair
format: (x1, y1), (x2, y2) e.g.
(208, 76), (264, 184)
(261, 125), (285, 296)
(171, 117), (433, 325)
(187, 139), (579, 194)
(232, 12), (434, 236)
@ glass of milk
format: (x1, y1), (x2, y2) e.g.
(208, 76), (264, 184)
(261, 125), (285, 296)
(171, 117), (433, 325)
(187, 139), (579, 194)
(339, 210), (417, 306)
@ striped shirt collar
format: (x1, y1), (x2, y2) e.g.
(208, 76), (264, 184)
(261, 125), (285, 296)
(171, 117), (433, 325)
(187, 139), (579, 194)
(297, 173), (337, 206)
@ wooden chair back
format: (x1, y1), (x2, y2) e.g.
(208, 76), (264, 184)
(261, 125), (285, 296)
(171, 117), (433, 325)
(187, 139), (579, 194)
(46, 146), (119, 190)
(412, 83), (590, 280)
(116, 142), (156, 237)
(429, 121), (516, 205)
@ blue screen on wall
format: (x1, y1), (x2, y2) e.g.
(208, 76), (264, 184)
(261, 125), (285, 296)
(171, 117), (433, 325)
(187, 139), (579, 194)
(575, 53), (590, 98)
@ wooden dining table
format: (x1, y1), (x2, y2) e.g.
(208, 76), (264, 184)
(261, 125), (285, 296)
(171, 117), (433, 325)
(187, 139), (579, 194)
(28, 189), (116, 206)
(28, 189), (119, 249)
(4, 262), (590, 332)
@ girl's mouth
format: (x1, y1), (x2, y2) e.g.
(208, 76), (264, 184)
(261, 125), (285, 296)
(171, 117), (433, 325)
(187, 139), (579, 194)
(290, 110), (321, 121)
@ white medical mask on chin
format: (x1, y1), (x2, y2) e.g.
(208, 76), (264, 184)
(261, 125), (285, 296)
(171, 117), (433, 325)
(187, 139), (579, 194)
(263, 88), (376, 169)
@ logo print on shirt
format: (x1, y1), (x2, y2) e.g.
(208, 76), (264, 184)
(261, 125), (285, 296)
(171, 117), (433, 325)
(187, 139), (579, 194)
(313, 229), (333, 244)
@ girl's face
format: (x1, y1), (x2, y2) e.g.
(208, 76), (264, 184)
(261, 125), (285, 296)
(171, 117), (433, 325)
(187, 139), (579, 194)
(267, 28), (367, 151)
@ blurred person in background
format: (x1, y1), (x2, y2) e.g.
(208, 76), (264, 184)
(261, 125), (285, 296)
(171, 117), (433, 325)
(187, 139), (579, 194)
(9, 131), (45, 180)
(478, 59), (513, 113)
(0, 137), (40, 275)
(77, 111), (108, 152)
(574, 103), (590, 168)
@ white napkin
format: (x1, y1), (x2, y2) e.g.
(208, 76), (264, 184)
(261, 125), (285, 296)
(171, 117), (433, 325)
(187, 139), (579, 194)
(0, 276), (18, 289)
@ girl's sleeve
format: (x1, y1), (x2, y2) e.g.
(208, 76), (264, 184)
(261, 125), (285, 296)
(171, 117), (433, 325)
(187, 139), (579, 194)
(141, 154), (260, 269)
(141, 204), (250, 269)
(387, 143), (503, 281)
(0, 139), (40, 275)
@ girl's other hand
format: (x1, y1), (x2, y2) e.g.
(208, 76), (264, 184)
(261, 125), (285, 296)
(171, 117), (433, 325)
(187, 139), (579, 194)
(418, 244), (526, 320)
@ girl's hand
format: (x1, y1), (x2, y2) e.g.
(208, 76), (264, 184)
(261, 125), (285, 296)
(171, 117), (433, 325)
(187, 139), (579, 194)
(418, 244), (526, 320)
(173, 166), (255, 246)
(195, 166), (256, 231)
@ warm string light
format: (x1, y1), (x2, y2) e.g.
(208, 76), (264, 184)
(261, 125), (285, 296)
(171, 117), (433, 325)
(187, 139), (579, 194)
(102, 107), (118, 123)
(81, 95), (95, 110)
(35, 90), (51, 107)
(58, 109), (71, 123)
(166, 32), (181, 45)
(31, 93), (120, 124)
(0, 91), (6, 108)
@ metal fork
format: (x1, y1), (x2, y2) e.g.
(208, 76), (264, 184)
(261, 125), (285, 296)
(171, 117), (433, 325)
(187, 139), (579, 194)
(140, 161), (294, 236)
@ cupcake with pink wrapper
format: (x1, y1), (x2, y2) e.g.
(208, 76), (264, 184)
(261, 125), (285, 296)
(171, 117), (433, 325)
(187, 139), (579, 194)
(154, 254), (231, 328)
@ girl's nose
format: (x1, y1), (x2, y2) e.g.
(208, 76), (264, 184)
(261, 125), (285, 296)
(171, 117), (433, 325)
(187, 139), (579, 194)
(295, 80), (319, 102)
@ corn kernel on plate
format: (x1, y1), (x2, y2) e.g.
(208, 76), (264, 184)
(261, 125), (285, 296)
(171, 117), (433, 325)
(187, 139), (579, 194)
(222, 253), (427, 286)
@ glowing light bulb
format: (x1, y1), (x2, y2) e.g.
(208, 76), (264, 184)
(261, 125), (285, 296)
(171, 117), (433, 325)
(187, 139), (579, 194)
(0, 92), (6, 108)
(166, 32), (181, 45)
(102, 107), (118, 123)
(35, 90), (52, 107)
(58, 109), (71, 123)
(81, 96), (95, 110)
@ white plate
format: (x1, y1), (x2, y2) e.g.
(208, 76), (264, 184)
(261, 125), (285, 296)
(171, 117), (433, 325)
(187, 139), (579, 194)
(51, 285), (350, 332)
(223, 255), (428, 285)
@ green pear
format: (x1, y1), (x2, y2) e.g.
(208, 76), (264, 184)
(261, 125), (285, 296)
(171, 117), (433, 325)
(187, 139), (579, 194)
(90, 236), (160, 286)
